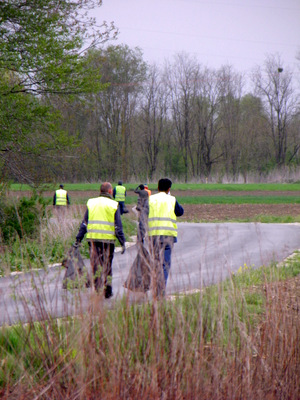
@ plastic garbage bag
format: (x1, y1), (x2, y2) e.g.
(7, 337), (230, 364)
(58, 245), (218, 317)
(123, 243), (151, 292)
(62, 246), (91, 289)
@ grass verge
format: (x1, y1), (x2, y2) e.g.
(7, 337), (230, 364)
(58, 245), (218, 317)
(0, 253), (299, 398)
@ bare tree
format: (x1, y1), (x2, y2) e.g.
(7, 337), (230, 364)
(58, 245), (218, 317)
(217, 65), (244, 179)
(252, 54), (298, 166)
(193, 67), (223, 178)
(136, 64), (168, 179)
(83, 45), (147, 181)
(165, 53), (200, 181)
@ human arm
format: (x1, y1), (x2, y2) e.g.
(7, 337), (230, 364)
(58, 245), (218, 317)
(175, 200), (184, 217)
(67, 192), (70, 205)
(53, 193), (56, 206)
(113, 187), (116, 199)
(75, 209), (88, 243)
(114, 207), (126, 247)
(134, 186), (140, 194)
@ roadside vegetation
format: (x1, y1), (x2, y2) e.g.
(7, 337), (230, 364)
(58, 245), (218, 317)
(0, 190), (136, 275)
(0, 251), (299, 398)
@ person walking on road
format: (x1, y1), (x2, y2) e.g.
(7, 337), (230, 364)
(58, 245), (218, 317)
(75, 182), (126, 298)
(148, 178), (184, 297)
(134, 184), (149, 243)
(113, 180), (128, 215)
(53, 184), (70, 208)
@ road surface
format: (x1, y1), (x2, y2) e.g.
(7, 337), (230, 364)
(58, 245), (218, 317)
(0, 222), (299, 326)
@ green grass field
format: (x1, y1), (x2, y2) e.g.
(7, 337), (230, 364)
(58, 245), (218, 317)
(8, 182), (300, 206)
(9, 182), (300, 192)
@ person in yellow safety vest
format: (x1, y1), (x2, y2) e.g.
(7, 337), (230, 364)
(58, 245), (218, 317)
(75, 182), (126, 298)
(113, 180), (129, 215)
(53, 184), (70, 207)
(148, 178), (184, 298)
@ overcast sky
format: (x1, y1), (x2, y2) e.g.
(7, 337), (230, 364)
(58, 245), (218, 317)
(95, 0), (300, 78)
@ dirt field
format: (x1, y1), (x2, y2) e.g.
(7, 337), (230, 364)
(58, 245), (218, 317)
(71, 190), (300, 222)
(11, 190), (300, 221)
(179, 203), (300, 221)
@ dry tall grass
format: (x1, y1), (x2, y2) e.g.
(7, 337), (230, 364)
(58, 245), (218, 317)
(0, 270), (299, 399)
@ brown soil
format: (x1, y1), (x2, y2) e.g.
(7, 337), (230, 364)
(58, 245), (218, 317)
(10, 190), (300, 222)
(180, 204), (300, 222)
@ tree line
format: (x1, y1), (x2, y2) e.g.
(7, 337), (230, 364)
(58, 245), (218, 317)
(1, 1), (299, 185)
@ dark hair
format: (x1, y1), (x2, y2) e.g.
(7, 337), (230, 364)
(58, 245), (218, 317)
(59, 184), (64, 188)
(140, 184), (145, 190)
(158, 178), (172, 192)
(118, 180), (123, 185)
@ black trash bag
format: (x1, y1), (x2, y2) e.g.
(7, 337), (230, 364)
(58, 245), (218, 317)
(124, 244), (151, 292)
(62, 246), (91, 289)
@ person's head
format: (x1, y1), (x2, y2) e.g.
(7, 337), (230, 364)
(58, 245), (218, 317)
(158, 178), (172, 193)
(100, 182), (113, 195)
(118, 180), (123, 185)
(59, 184), (64, 189)
(144, 184), (148, 189)
(140, 184), (145, 190)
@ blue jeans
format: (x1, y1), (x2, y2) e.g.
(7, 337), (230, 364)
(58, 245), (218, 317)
(118, 201), (128, 215)
(150, 236), (174, 296)
(163, 243), (172, 283)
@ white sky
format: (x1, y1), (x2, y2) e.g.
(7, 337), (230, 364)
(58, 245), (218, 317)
(94, 0), (300, 77)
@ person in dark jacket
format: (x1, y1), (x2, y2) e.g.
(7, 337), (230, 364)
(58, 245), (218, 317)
(134, 184), (149, 243)
(148, 178), (184, 297)
(75, 182), (126, 298)
(53, 184), (70, 208)
(113, 180), (128, 215)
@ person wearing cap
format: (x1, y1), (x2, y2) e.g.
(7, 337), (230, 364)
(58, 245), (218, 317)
(113, 180), (128, 215)
(148, 178), (184, 297)
(53, 184), (70, 208)
(75, 182), (126, 298)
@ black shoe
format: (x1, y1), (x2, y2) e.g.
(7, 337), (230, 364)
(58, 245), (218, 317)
(104, 285), (113, 299)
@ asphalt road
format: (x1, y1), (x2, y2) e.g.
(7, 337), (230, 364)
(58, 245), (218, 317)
(1, 222), (299, 326)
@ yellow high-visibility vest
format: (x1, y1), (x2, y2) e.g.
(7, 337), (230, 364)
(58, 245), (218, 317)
(55, 189), (67, 206)
(86, 197), (118, 241)
(148, 192), (177, 237)
(115, 185), (126, 202)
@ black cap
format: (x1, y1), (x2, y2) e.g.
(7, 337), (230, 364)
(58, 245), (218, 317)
(59, 184), (64, 188)
(118, 180), (123, 185)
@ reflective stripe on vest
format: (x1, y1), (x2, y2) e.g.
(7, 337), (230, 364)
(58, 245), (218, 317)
(148, 192), (177, 237)
(115, 185), (126, 202)
(86, 197), (118, 241)
(55, 189), (67, 206)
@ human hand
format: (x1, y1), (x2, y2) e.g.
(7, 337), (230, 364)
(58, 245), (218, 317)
(121, 245), (126, 254)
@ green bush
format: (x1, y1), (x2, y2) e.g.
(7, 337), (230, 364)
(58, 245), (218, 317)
(0, 193), (46, 244)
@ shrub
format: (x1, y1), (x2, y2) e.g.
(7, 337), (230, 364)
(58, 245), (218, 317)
(0, 192), (46, 244)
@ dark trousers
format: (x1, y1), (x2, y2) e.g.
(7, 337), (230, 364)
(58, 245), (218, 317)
(149, 236), (174, 297)
(118, 201), (128, 215)
(89, 241), (115, 298)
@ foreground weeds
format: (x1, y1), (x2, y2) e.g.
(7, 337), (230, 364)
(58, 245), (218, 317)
(0, 257), (299, 399)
